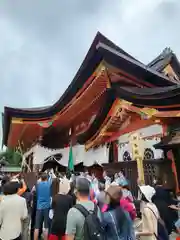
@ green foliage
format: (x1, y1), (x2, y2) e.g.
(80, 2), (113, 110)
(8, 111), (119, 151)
(0, 148), (22, 166)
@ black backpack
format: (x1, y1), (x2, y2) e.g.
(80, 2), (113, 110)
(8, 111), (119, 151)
(74, 203), (106, 240)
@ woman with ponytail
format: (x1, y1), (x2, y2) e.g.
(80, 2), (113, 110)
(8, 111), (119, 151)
(102, 186), (135, 240)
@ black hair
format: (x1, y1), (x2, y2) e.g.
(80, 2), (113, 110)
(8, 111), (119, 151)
(99, 182), (105, 191)
(99, 178), (105, 184)
(41, 173), (48, 181)
(1, 176), (10, 186)
(76, 178), (90, 196)
(122, 185), (129, 190)
(155, 178), (163, 186)
(78, 188), (90, 196)
(141, 193), (149, 202)
(3, 182), (19, 195)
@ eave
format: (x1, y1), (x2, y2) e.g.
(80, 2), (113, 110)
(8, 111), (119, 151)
(154, 132), (180, 150)
(84, 85), (180, 149)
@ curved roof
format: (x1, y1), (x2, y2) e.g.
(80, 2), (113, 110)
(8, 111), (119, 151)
(2, 32), (178, 148)
(4, 33), (174, 117)
(4, 32), (138, 117)
(114, 85), (180, 111)
(147, 47), (180, 81)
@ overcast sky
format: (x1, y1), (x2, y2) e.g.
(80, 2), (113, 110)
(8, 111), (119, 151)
(0, 0), (180, 139)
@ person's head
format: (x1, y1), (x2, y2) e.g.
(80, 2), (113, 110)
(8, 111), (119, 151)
(114, 173), (119, 179)
(1, 176), (10, 187)
(105, 186), (128, 232)
(139, 185), (156, 203)
(37, 172), (42, 179)
(75, 177), (90, 200)
(99, 182), (105, 192)
(155, 177), (163, 186)
(3, 182), (19, 195)
(41, 173), (48, 182)
(118, 178), (129, 189)
(105, 186), (122, 209)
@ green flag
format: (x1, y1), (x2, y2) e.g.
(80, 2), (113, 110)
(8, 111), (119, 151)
(68, 144), (74, 172)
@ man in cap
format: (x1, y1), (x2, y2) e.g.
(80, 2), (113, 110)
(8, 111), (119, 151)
(66, 177), (101, 240)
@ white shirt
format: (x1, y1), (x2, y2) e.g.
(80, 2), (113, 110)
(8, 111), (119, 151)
(0, 194), (28, 240)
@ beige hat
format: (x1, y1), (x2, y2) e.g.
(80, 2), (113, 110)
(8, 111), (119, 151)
(106, 186), (122, 202)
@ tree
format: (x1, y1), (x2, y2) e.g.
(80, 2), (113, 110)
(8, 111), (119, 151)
(0, 148), (22, 166)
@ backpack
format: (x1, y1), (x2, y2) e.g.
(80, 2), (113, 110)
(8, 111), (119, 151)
(148, 207), (169, 240)
(74, 203), (106, 240)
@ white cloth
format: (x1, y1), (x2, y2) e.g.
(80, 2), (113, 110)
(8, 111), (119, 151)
(24, 144), (109, 167)
(0, 194), (28, 240)
(84, 146), (109, 166)
(11, 178), (19, 183)
(49, 209), (54, 219)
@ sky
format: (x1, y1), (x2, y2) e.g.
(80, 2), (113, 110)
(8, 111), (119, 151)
(0, 0), (180, 140)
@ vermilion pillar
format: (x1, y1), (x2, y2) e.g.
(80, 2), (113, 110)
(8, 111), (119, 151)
(167, 150), (179, 192)
(163, 123), (180, 192)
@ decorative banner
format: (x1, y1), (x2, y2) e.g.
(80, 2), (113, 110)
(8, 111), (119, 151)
(38, 121), (53, 128)
(74, 114), (97, 136)
(23, 143), (109, 167)
(12, 118), (23, 124)
(140, 108), (158, 118)
(95, 62), (106, 78)
(120, 100), (133, 108)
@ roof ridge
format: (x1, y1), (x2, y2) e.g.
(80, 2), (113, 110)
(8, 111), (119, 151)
(147, 47), (173, 67)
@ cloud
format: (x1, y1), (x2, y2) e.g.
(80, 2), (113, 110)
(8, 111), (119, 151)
(0, 0), (180, 141)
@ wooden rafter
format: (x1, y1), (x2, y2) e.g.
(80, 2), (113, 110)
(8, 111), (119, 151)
(85, 99), (125, 149)
(52, 66), (109, 127)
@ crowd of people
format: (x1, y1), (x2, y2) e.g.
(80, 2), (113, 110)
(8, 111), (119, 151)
(0, 170), (179, 240)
